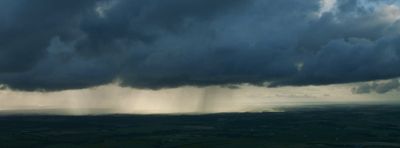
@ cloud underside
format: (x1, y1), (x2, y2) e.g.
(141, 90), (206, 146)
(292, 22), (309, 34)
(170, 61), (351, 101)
(352, 79), (400, 94)
(1, 0), (400, 91)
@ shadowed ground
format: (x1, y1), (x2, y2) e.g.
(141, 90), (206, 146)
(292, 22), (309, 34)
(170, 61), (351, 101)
(1, 105), (400, 148)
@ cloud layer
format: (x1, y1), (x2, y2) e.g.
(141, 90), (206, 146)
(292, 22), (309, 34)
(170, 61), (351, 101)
(352, 79), (400, 94)
(1, 0), (400, 91)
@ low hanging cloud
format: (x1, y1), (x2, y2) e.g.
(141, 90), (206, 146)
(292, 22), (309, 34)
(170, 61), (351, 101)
(352, 79), (400, 94)
(1, 0), (400, 91)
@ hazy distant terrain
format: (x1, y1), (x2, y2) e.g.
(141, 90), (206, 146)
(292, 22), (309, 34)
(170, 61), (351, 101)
(1, 105), (400, 148)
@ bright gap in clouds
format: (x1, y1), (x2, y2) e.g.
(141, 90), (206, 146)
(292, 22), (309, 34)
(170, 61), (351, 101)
(0, 83), (396, 115)
(318, 0), (336, 17)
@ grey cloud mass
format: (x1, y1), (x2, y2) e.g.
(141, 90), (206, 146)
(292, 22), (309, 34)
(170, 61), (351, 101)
(352, 79), (400, 94)
(0, 0), (400, 91)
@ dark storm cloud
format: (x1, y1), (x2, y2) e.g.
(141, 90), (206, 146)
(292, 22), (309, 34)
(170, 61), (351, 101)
(0, 0), (96, 73)
(0, 0), (400, 91)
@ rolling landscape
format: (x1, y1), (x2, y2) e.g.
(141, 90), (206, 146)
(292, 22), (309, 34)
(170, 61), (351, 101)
(1, 105), (400, 147)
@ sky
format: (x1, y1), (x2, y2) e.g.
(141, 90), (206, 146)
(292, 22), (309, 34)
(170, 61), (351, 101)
(0, 0), (400, 114)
